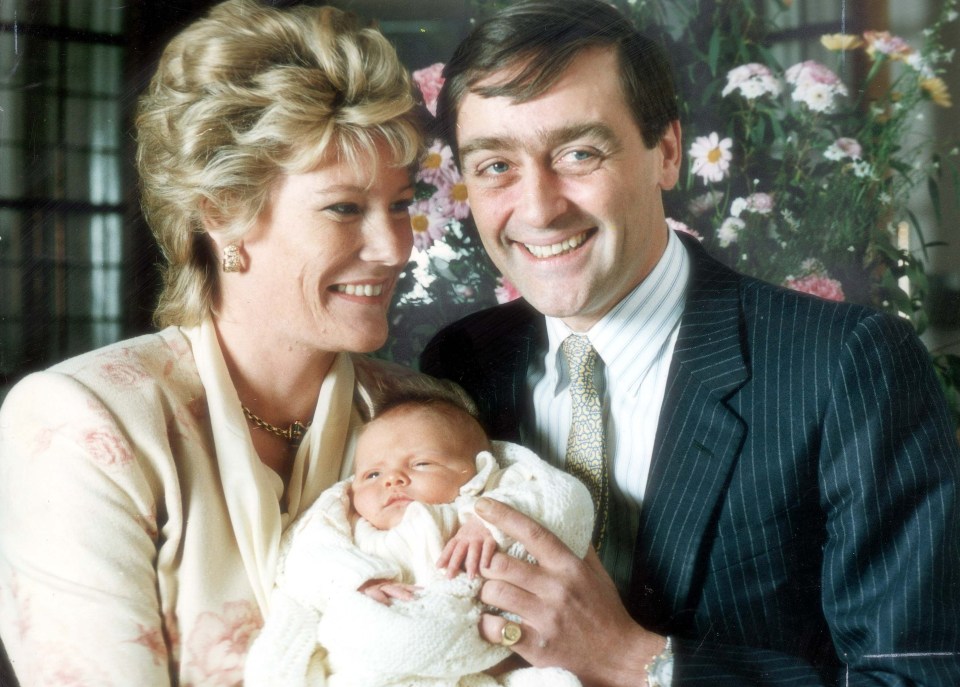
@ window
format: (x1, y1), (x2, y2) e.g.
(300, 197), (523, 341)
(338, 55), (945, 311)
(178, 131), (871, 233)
(0, 1), (127, 398)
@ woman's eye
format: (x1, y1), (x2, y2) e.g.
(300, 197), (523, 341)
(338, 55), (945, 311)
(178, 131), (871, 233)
(391, 198), (415, 213)
(325, 202), (362, 216)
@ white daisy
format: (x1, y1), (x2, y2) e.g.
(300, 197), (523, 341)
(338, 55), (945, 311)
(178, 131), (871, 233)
(689, 133), (733, 184)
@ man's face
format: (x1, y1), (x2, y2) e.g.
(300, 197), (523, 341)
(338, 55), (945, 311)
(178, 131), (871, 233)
(456, 46), (682, 331)
(351, 404), (488, 530)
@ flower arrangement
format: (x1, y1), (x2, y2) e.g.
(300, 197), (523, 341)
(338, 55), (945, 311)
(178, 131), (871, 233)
(379, 65), (503, 365)
(382, 0), (960, 431)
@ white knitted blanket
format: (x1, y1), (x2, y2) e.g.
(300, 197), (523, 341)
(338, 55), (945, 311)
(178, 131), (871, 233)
(244, 441), (592, 687)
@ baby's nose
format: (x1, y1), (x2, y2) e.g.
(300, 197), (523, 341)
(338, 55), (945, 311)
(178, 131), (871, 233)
(385, 471), (409, 486)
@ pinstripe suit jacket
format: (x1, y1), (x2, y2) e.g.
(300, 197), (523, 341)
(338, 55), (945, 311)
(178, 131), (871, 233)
(421, 233), (960, 686)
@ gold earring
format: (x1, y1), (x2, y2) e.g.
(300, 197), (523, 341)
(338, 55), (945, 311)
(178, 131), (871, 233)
(222, 243), (243, 273)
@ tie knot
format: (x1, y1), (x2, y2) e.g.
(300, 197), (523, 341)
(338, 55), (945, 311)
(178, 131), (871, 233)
(561, 334), (598, 384)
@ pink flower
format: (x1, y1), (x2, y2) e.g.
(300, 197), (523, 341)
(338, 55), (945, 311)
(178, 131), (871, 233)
(83, 428), (134, 470)
(722, 63), (783, 100)
(408, 198), (449, 250)
(417, 140), (458, 187)
(731, 192), (774, 218)
(412, 63), (445, 116)
(863, 30), (914, 60)
(784, 274), (846, 302)
(185, 601), (261, 685)
(785, 61), (847, 112)
(437, 178), (470, 220)
(128, 624), (168, 667)
(824, 137), (863, 161)
(785, 60), (843, 88)
(100, 360), (149, 387)
(495, 277), (522, 304)
(665, 217), (703, 240)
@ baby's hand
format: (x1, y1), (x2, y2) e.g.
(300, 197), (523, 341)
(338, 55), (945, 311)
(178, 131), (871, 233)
(358, 578), (419, 605)
(437, 514), (497, 579)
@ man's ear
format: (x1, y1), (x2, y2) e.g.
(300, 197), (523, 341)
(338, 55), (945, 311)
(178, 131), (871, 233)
(657, 120), (683, 191)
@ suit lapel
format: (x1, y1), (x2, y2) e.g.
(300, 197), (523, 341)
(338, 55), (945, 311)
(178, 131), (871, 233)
(629, 238), (749, 630)
(479, 300), (545, 443)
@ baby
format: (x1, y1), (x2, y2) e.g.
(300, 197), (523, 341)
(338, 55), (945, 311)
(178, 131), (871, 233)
(244, 380), (593, 687)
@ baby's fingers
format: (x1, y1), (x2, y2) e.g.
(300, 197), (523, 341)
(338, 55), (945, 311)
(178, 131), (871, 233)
(382, 583), (418, 601)
(444, 540), (469, 578)
(481, 537), (497, 571)
(437, 538), (457, 569)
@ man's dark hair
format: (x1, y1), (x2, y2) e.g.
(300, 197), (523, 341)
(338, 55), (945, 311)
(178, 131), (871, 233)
(434, 0), (679, 159)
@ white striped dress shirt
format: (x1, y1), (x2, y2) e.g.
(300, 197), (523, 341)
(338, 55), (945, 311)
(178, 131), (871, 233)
(525, 229), (690, 591)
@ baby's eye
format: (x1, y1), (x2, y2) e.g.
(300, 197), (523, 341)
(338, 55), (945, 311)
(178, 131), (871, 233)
(363, 470), (380, 480)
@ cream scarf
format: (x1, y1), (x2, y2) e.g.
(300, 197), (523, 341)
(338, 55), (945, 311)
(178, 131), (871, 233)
(183, 318), (361, 613)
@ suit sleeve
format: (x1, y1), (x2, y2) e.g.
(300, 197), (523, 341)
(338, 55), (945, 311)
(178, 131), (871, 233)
(675, 313), (960, 686)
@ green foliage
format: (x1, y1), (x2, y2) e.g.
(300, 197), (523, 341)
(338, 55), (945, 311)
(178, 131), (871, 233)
(616, 0), (960, 430)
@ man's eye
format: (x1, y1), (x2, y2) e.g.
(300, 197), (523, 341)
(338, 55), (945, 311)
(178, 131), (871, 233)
(556, 148), (603, 174)
(560, 148), (598, 163)
(478, 160), (510, 176)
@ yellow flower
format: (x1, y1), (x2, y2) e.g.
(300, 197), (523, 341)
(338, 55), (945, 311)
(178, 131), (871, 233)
(921, 77), (952, 107)
(820, 34), (864, 51)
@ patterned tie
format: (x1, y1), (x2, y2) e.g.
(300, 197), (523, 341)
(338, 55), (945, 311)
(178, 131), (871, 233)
(561, 334), (608, 552)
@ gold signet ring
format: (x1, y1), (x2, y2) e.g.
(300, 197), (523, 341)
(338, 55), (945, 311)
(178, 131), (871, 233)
(500, 621), (522, 647)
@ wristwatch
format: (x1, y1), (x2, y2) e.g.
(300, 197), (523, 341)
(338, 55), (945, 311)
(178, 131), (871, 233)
(645, 637), (674, 687)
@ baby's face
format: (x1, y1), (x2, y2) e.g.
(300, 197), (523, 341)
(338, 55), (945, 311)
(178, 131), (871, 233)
(352, 403), (489, 530)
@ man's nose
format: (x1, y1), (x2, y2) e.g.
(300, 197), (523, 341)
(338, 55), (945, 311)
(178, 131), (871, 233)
(517, 165), (569, 228)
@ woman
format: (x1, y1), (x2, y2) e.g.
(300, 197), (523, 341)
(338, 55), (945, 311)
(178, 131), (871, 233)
(0, 1), (425, 683)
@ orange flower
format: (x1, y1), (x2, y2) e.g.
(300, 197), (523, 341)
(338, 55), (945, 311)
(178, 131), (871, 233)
(820, 34), (864, 51)
(921, 77), (952, 107)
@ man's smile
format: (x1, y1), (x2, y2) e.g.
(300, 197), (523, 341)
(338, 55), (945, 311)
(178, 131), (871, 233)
(519, 229), (595, 259)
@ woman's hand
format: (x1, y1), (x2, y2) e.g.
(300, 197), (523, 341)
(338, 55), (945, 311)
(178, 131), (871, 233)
(437, 514), (498, 578)
(473, 497), (666, 687)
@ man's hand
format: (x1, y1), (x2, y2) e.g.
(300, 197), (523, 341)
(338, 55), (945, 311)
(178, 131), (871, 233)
(473, 497), (666, 687)
(437, 513), (498, 578)
(357, 578), (419, 605)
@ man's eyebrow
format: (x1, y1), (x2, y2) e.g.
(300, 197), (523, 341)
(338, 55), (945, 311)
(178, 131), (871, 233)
(458, 123), (620, 162)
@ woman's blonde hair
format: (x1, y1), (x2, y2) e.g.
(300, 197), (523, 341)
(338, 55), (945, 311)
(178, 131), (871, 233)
(136, 0), (423, 327)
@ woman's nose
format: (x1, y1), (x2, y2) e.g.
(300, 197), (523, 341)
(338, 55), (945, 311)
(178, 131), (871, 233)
(360, 213), (413, 266)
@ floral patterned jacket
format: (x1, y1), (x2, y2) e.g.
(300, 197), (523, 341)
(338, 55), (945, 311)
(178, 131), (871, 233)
(0, 320), (419, 686)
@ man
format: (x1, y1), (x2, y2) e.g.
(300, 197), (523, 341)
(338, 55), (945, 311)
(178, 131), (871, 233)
(420, 0), (960, 685)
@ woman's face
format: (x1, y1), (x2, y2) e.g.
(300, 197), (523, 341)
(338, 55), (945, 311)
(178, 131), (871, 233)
(215, 143), (415, 356)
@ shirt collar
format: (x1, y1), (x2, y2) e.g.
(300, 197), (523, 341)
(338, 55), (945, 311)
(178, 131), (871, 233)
(543, 229), (690, 395)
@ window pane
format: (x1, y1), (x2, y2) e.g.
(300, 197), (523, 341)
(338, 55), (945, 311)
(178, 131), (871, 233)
(65, 43), (123, 97)
(68, 0), (124, 34)
(0, 144), (26, 197)
(0, 87), (25, 143)
(65, 96), (121, 149)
